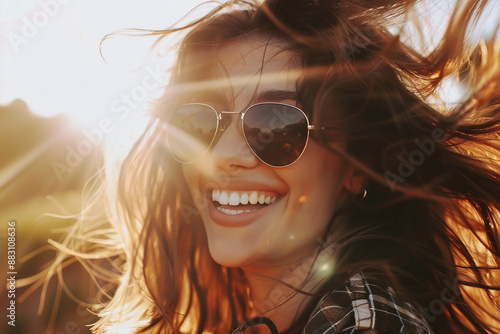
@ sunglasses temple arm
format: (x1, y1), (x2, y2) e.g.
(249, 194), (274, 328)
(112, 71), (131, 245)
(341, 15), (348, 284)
(313, 121), (339, 132)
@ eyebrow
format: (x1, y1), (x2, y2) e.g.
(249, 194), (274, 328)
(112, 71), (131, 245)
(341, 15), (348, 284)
(253, 90), (298, 103)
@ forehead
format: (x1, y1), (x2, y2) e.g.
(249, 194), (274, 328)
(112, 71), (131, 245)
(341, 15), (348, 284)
(217, 35), (301, 87)
(179, 34), (302, 102)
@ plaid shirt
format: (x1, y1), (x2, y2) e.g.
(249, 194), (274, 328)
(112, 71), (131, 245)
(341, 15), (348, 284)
(303, 272), (433, 334)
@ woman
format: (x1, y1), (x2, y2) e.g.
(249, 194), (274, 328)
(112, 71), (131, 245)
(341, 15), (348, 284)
(41, 0), (500, 333)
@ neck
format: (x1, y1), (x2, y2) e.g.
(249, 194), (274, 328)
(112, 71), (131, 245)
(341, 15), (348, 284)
(243, 243), (336, 332)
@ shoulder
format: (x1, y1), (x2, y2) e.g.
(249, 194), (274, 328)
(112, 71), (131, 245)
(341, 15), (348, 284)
(303, 272), (433, 334)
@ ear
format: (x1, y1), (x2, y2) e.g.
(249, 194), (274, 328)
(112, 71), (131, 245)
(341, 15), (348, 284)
(344, 168), (367, 196)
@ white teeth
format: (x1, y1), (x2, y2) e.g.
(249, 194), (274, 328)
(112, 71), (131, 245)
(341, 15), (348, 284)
(249, 192), (258, 204)
(229, 192), (239, 206)
(240, 193), (249, 205)
(212, 190), (278, 206)
(258, 194), (265, 204)
(217, 207), (257, 215)
(219, 191), (229, 205)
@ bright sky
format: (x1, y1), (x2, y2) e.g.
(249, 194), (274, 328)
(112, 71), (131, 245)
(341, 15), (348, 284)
(0, 0), (207, 126)
(0, 0), (498, 126)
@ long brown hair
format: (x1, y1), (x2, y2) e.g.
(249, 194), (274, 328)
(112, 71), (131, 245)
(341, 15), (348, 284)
(40, 0), (500, 333)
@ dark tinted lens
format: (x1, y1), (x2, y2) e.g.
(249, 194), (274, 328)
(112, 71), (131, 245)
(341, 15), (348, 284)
(167, 104), (217, 163)
(243, 103), (309, 166)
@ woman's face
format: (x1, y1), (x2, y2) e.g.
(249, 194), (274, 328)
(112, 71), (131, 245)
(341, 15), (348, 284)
(180, 35), (353, 274)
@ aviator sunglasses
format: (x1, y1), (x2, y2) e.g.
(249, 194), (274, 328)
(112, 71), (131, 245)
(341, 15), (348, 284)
(165, 102), (326, 167)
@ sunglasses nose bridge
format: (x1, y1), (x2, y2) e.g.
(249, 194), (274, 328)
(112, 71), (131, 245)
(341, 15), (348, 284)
(218, 111), (242, 116)
(210, 110), (258, 168)
(217, 110), (244, 132)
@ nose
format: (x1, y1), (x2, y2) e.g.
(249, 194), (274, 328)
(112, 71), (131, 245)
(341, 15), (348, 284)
(210, 114), (259, 171)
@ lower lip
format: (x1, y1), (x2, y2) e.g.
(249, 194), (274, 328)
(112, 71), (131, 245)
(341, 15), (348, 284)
(207, 198), (282, 227)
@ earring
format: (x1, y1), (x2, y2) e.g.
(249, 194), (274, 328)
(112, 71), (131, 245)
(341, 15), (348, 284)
(356, 184), (367, 200)
(362, 188), (367, 200)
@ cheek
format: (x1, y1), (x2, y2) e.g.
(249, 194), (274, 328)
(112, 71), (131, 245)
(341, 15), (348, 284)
(288, 178), (344, 237)
(181, 165), (194, 190)
(282, 145), (351, 224)
(181, 165), (205, 211)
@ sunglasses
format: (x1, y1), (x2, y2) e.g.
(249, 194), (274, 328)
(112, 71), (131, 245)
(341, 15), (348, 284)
(165, 102), (321, 167)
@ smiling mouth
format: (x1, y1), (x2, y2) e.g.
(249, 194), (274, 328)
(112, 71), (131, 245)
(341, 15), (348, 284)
(212, 190), (279, 215)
